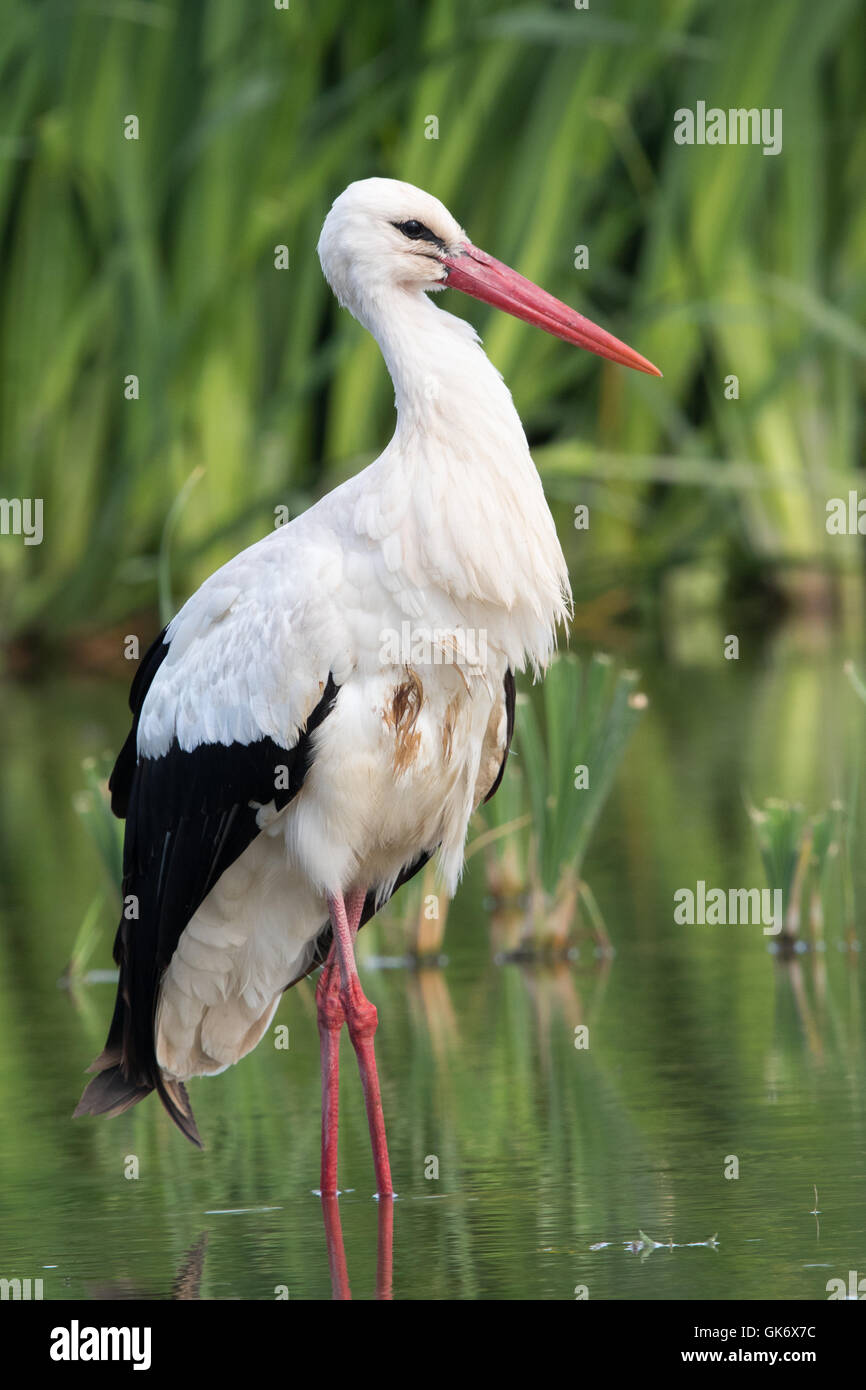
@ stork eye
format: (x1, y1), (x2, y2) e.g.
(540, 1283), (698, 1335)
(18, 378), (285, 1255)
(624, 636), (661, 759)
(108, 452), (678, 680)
(392, 219), (444, 248)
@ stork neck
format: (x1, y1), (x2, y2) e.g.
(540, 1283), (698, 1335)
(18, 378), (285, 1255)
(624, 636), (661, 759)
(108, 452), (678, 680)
(368, 287), (524, 445)
(352, 285), (571, 661)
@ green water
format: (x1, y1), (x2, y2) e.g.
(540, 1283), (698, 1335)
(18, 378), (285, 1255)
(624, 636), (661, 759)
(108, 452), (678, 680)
(1, 625), (864, 1300)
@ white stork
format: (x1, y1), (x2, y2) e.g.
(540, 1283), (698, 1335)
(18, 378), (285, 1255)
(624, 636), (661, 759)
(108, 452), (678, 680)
(75, 178), (660, 1196)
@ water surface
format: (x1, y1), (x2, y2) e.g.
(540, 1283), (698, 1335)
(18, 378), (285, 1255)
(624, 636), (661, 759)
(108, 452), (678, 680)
(0, 626), (863, 1300)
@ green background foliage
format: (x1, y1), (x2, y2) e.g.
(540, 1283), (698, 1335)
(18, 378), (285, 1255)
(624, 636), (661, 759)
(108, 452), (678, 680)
(1, 0), (864, 647)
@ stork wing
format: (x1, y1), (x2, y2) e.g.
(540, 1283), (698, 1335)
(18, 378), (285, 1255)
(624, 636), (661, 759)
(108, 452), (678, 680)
(75, 555), (340, 1144)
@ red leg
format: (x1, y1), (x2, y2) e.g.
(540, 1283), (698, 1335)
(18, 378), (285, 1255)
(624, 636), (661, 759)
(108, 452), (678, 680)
(316, 945), (344, 1197)
(316, 888), (368, 1197)
(328, 889), (394, 1198)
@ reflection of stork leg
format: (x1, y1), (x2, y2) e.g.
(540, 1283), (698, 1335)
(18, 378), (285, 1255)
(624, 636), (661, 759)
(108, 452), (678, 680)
(376, 1190), (394, 1300)
(321, 1194), (351, 1300)
(320, 1183), (394, 1300)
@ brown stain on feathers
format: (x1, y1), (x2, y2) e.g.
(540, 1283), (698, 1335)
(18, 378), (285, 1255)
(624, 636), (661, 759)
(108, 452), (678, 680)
(442, 695), (460, 764)
(385, 667), (424, 774)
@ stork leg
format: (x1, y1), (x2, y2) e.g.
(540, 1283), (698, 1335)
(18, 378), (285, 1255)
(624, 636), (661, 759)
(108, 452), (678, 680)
(316, 943), (345, 1197)
(326, 888), (394, 1198)
(316, 887), (365, 1196)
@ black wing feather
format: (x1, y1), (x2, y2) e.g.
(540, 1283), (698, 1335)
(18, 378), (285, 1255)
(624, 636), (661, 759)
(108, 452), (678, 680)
(75, 625), (338, 1145)
(109, 627), (171, 817)
(483, 667), (515, 804)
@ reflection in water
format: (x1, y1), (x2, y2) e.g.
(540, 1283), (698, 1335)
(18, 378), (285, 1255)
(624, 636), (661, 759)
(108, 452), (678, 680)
(516, 953), (613, 1041)
(83, 1232), (210, 1300)
(321, 1196), (393, 1301)
(171, 1233), (208, 1301)
(590, 1233), (719, 1262)
(322, 1196), (350, 1300)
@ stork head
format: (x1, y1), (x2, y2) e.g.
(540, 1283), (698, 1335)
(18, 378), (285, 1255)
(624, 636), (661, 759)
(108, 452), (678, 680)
(318, 177), (661, 376)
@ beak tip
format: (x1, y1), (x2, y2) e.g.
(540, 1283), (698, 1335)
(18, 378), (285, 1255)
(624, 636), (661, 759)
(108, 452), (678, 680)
(635, 356), (663, 377)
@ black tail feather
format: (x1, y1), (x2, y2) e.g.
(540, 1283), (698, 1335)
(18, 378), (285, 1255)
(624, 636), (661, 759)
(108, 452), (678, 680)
(74, 1058), (203, 1149)
(155, 1075), (203, 1149)
(73, 1063), (151, 1118)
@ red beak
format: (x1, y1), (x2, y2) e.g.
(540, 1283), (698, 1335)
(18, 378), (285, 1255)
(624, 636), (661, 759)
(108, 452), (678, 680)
(441, 242), (661, 377)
